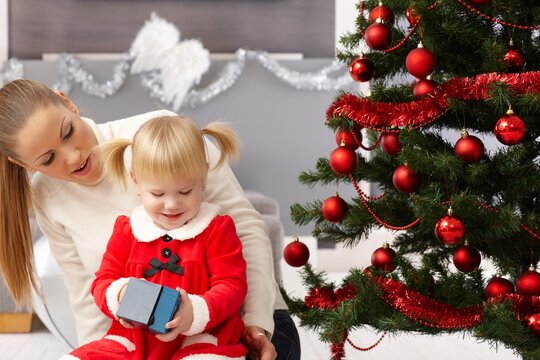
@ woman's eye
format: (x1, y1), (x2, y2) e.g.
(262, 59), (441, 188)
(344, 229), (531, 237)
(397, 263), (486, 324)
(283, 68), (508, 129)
(64, 123), (74, 139)
(42, 153), (55, 166)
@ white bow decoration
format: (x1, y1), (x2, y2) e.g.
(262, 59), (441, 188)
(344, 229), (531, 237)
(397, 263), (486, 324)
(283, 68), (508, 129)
(130, 13), (210, 110)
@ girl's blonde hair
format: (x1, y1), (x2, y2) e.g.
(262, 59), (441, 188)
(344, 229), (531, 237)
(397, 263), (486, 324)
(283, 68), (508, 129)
(100, 115), (240, 188)
(0, 79), (65, 306)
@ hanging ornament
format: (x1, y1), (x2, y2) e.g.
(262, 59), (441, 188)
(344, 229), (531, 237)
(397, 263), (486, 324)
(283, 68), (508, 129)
(494, 107), (526, 146)
(413, 77), (438, 98)
(369, 2), (395, 25)
(349, 56), (375, 83)
(283, 237), (310, 267)
(503, 39), (526, 72)
(392, 164), (421, 194)
(321, 193), (349, 223)
(364, 19), (392, 51)
(371, 243), (396, 271)
(406, 7), (421, 27)
(381, 131), (401, 155)
(435, 208), (466, 246)
(329, 142), (358, 175)
(517, 265), (540, 296)
(453, 241), (481, 273)
(406, 42), (436, 79)
(454, 130), (485, 164)
(335, 125), (362, 150)
(485, 276), (515, 298)
(525, 313), (540, 336)
(468, 0), (491, 5)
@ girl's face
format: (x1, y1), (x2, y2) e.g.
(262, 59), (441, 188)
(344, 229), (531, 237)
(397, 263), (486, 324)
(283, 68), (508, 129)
(135, 176), (205, 231)
(11, 100), (101, 185)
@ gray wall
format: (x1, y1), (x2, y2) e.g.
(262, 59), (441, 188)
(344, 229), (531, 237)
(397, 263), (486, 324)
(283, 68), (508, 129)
(20, 58), (359, 235)
(10, 0), (335, 59)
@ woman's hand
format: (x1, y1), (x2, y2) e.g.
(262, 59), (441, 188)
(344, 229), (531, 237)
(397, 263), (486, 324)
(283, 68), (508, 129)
(155, 288), (193, 342)
(242, 326), (277, 360)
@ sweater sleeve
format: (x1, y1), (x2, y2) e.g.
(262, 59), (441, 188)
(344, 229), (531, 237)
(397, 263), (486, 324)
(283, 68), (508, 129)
(33, 201), (110, 345)
(91, 216), (134, 319)
(203, 140), (277, 335)
(183, 216), (247, 335)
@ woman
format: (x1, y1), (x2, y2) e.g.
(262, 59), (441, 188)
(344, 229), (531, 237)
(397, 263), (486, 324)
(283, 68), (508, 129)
(0, 79), (300, 360)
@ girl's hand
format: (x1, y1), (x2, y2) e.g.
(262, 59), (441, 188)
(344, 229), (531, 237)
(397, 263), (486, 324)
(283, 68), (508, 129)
(117, 284), (135, 329)
(155, 288), (194, 342)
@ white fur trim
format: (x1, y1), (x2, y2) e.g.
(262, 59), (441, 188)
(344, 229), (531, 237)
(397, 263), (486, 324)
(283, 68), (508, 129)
(182, 294), (210, 336)
(181, 332), (218, 349)
(181, 355), (245, 360)
(59, 355), (79, 360)
(130, 202), (220, 242)
(104, 334), (136, 352)
(105, 277), (131, 317)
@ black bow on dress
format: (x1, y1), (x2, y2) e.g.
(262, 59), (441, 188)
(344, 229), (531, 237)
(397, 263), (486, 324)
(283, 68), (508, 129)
(143, 254), (184, 278)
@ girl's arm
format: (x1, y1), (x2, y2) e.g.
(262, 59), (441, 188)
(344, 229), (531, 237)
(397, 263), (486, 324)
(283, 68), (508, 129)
(91, 216), (134, 319)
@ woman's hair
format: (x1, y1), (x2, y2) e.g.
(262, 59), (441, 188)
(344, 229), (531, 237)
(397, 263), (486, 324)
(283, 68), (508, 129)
(100, 115), (240, 188)
(0, 79), (64, 306)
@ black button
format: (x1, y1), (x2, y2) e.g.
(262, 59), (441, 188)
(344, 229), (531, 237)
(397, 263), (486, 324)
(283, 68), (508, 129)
(161, 248), (172, 258)
(162, 234), (172, 242)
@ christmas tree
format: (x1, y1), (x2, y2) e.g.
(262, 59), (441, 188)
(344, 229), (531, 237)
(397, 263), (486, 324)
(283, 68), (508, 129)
(282, 0), (540, 359)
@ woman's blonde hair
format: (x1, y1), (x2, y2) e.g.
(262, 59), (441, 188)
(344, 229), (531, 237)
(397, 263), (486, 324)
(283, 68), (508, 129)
(0, 79), (65, 306)
(100, 115), (240, 188)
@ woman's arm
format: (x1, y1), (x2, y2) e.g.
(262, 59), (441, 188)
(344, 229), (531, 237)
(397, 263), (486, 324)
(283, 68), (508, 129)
(204, 141), (277, 335)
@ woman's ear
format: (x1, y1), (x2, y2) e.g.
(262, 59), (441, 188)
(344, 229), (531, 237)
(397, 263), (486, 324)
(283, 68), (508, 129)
(57, 91), (79, 114)
(7, 156), (34, 171)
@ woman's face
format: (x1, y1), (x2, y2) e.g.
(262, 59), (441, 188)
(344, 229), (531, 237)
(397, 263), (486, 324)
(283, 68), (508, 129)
(12, 100), (102, 185)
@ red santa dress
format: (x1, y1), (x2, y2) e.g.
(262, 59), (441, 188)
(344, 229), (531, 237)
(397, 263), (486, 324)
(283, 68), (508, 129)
(62, 202), (248, 360)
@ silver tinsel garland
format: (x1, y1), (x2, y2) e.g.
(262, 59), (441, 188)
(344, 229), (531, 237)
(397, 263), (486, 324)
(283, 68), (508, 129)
(1, 50), (353, 110)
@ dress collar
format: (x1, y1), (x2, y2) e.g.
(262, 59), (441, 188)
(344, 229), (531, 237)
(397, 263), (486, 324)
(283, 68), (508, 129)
(130, 202), (220, 242)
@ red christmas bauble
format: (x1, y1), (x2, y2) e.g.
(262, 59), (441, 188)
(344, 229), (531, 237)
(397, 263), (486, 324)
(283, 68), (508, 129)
(335, 126), (362, 150)
(494, 109), (526, 145)
(453, 244), (481, 272)
(392, 164), (421, 193)
(406, 7), (420, 27)
(503, 43), (526, 72)
(349, 56), (375, 82)
(454, 131), (485, 164)
(526, 313), (540, 336)
(381, 132), (401, 155)
(406, 45), (436, 79)
(413, 78), (437, 97)
(468, 0), (491, 5)
(321, 194), (348, 223)
(435, 211), (465, 245)
(485, 276), (514, 298)
(517, 268), (540, 296)
(371, 244), (396, 271)
(283, 239), (310, 267)
(364, 22), (392, 51)
(329, 146), (358, 175)
(369, 3), (395, 25)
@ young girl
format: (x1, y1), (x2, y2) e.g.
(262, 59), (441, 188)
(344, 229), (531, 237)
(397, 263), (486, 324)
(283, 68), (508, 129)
(0, 79), (298, 359)
(63, 115), (247, 359)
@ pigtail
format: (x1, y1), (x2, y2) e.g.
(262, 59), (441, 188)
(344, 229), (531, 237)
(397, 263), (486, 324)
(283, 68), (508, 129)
(97, 139), (133, 189)
(201, 122), (240, 170)
(0, 153), (37, 307)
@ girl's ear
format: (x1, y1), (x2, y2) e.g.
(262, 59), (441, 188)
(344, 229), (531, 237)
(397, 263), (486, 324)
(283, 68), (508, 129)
(57, 91), (79, 114)
(130, 171), (141, 195)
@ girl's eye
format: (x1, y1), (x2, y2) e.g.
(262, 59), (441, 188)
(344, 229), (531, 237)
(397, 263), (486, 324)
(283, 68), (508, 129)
(42, 153), (55, 166)
(180, 189), (192, 195)
(151, 193), (164, 197)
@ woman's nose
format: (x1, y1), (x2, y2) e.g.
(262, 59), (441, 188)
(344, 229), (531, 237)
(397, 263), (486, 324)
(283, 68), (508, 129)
(64, 147), (81, 166)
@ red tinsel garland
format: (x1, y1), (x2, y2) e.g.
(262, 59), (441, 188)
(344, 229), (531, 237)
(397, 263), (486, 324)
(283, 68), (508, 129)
(327, 71), (540, 130)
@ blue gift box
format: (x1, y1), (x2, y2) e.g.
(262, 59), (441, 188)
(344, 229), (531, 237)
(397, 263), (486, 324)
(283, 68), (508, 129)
(116, 278), (180, 334)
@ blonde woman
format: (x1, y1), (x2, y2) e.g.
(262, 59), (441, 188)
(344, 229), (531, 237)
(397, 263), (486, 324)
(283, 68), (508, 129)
(0, 79), (300, 359)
